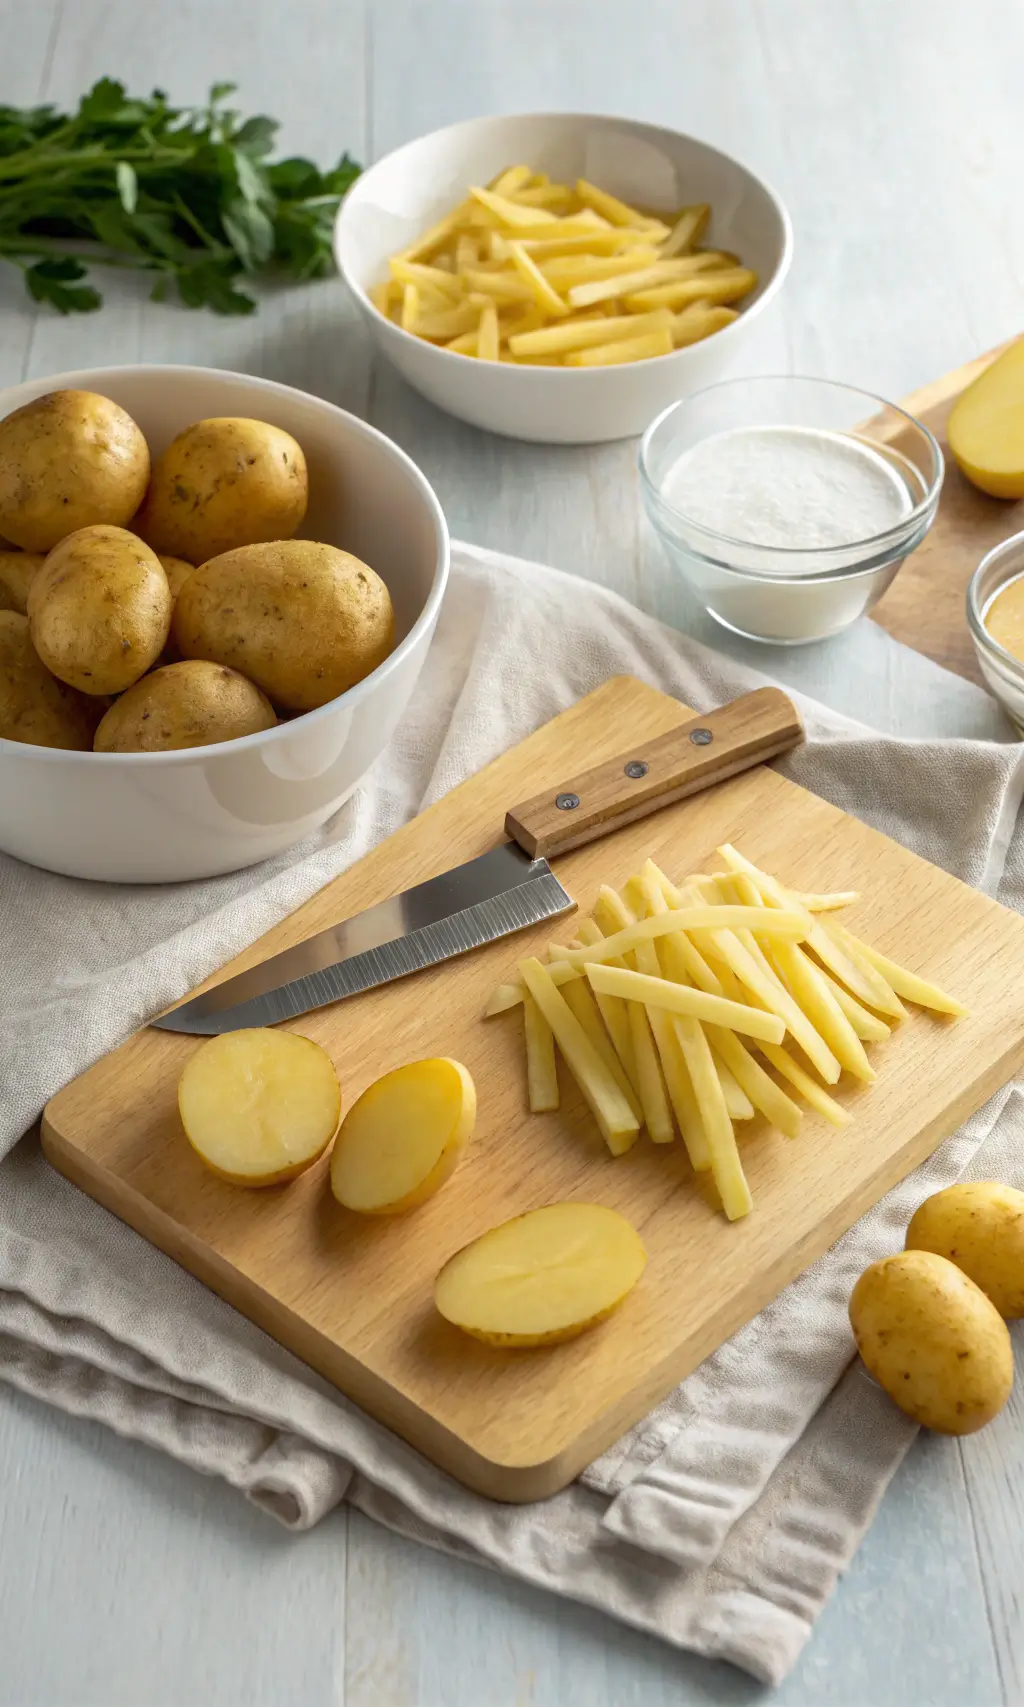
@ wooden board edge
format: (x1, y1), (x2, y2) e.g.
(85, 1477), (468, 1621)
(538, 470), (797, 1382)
(42, 1013), (1024, 1503)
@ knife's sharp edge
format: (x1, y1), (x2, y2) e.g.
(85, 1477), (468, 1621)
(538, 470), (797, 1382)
(153, 870), (574, 1036)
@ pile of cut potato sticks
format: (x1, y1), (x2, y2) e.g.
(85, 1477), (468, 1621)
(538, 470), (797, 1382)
(485, 845), (966, 1220)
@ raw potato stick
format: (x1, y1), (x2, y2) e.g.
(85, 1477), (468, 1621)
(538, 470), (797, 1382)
(585, 963), (786, 1044)
(707, 1027), (803, 1139)
(660, 203), (710, 257)
(717, 845), (906, 1018)
(716, 1057), (755, 1120)
(518, 958), (640, 1154)
(826, 921), (968, 1018)
(678, 880), (841, 1083)
(556, 905), (806, 971)
(759, 1042), (853, 1128)
(484, 959), (583, 1015)
(821, 973), (892, 1041)
(594, 887), (674, 1144)
(629, 900), (706, 1157)
(645, 863), (802, 1137)
(523, 993), (559, 1112)
(574, 917), (640, 1093)
(768, 938), (876, 1081)
(717, 869), (875, 1080)
(561, 975), (644, 1122)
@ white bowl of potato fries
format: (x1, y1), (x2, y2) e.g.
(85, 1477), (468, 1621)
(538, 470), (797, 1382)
(334, 113), (792, 444)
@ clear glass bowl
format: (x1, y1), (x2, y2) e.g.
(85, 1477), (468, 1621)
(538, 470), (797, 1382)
(967, 529), (1024, 734)
(638, 376), (944, 644)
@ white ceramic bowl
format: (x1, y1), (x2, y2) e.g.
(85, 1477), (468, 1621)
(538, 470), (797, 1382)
(0, 365), (448, 884)
(334, 112), (792, 445)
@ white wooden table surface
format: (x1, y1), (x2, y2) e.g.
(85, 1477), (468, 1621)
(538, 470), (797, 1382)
(2, 3), (1023, 1702)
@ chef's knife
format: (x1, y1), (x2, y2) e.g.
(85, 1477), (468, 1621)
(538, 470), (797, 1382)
(153, 687), (802, 1036)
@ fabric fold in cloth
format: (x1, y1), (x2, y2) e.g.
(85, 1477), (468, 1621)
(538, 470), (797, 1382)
(2, 541), (1023, 1688)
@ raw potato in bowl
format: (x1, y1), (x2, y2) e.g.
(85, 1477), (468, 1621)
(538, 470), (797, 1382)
(28, 524), (172, 695)
(95, 659), (277, 753)
(0, 550), (45, 614)
(0, 389), (150, 551)
(0, 610), (101, 750)
(135, 417), (308, 563)
(173, 539), (395, 712)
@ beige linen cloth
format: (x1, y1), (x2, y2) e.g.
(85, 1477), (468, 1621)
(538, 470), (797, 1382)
(3, 543), (1024, 1687)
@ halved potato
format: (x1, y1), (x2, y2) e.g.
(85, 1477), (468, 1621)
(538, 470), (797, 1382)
(434, 1201), (646, 1347)
(330, 1057), (475, 1214)
(178, 1029), (340, 1186)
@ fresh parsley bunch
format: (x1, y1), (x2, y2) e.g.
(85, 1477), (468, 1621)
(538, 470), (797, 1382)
(0, 78), (361, 315)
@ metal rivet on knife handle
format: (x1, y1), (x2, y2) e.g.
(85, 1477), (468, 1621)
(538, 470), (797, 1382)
(503, 687), (804, 860)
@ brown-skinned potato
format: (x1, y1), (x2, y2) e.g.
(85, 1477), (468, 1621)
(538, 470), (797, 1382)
(135, 417), (308, 562)
(94, 660), (277, 753)
(0, 550), (46, 614)
(0, 610), (101, 749)
(28, 524), (172, 695)
(0, 389), (150, 551)
(172, 539), (394, 712)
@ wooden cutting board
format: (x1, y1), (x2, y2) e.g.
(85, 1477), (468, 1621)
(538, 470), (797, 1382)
(41, 675), (1024, 1501)
(871, 340), (1024, 684)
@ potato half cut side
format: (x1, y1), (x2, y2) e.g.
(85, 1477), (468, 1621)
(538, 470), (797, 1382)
(331, 1057), (476, 1214)
(434, 1202), (646, 1347)
(178, 1029), (340, 1187)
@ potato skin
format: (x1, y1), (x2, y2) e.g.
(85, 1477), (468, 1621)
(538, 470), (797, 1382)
(135, 417), (308, 562)
(158, 555), (196, 601)
(0, 550), (45, 614)
(849, 1250), (1013, 1434)
(173, 539), (395, 712)
(0, 610), (100, 750)
(29, 524), (172, 695)
(0, 389), (150, 551)
(907, 1182), (1024, 1319)
(94, 659), (277, 753)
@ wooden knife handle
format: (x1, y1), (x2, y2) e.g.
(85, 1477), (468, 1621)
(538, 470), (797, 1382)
(504, 687), (803, 860)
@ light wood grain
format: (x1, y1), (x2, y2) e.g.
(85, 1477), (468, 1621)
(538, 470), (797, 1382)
(41, 675), (1024, 1499)
(505, 686), (803, 857)
(871, 342), (1024, 683)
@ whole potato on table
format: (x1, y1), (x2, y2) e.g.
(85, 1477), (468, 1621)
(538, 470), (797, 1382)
(0, 610), (100, 750)
(0, 389), (150, 552)
(173, 539), (394, 712)
(135, 418), (308, 563)
(849, 1249), (1013, 1434)
(0, 550), (45, 614)
(907, 1181), (1024, 1318)
(28, 524), (172, 695)
(95, 659), (277, 753)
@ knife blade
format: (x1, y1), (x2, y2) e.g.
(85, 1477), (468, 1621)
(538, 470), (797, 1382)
(152, 843), (574, 1035)
(153, 686), (803, 1036)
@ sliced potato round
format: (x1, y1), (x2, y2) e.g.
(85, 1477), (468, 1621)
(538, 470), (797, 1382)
(178, 1029), (341, 1187)
(435, 1201), (646, 1347)
(331, 1057), (475, 1215)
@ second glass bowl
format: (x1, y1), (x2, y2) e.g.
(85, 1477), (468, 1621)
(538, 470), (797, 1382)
(639, 376), (943, 645)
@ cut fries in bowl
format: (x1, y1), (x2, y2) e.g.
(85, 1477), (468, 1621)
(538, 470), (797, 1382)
(334, 113), (792, 443)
